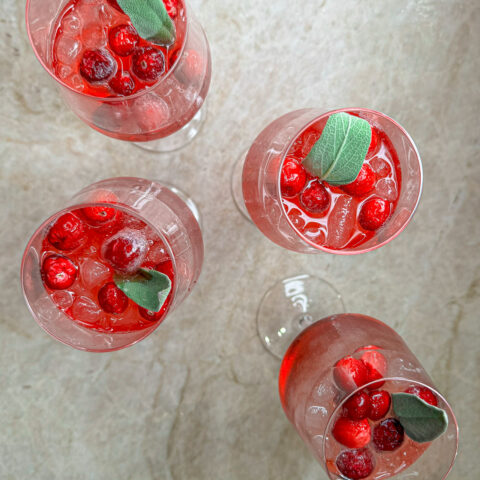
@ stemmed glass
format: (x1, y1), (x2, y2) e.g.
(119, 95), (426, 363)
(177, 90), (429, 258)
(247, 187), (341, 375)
(231, 108), (423, 357)
(26, 0), (211, 152)
(21, 177), (204, 351)
(279, 313), (458, 479)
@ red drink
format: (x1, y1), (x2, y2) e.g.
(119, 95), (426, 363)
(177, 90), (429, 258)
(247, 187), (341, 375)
(281, 118), (402, 250)
(21, 178), (203, 351)
(237, 108), (422, 254)
(279, 314), (458, 479)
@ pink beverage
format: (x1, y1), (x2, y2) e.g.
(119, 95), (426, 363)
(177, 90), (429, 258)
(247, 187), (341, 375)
(26, 0), (211, 149)
(21, 178), (203, 352)
(279, 314), (458, 479)
(240, 108), (422, 254)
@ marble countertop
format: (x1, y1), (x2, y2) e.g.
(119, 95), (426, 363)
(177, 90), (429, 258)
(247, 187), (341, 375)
(1, 0), (478, 478)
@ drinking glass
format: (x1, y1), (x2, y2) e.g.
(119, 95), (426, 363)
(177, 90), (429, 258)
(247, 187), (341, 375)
(279, 313), (458, 479)
(21, 177), (204, 351)
(231, 108), (422, 356)
(26, 0), (211, 152)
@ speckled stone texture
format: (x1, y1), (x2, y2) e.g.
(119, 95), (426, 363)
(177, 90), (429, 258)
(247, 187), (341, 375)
(0, 0), (479, 478)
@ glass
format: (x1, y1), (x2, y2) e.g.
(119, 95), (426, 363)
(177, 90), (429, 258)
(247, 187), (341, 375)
(21, 177), (204, 352)
(279, 313), (458, 479)
(232, 108), (423, 254)
(26, 0), (211, 152)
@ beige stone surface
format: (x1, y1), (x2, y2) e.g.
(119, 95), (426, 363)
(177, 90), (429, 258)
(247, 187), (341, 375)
(1, 0), (479, 478)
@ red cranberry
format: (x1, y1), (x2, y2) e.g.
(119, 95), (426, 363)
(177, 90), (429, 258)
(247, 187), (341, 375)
(98, 282), (129, 314)
(373, 418), (404, 451)
(42, 255), (77, 290)
(368, 390), (391, 420)
(342, 164), (376, 196)
(367, 127), (378, 157)
(300, 180), (330, 214)
(405, 386), (438, 406)
(132, 47), (166, 82)
(361, 350), (387, 389)
(80, 49), (116, 83)
(108, 24), (139, 57)
(163, 0), (179, 18)
(344, 391), (371, 420)
(336, 448), (374, 480)
(109, 72), (136, 96)
(47, 212), (87, 251)
(334, 356), (369, 393)
(280, 157), (306, 197)
(332, 417), (371, 449)
(81, 205), (117, 225)
(102, 230), (147, 273)
(358, 197), (391, 231)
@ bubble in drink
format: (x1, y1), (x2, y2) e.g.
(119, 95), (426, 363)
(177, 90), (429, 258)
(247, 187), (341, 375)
(376, 178), (398, 201)
(80, 258), (111, 289)
(327, 195), (355, 249)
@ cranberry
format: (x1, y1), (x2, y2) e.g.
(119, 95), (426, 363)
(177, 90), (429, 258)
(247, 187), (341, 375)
(358, 197), (391, 231)
(108, 24), (139, 57)
(81, 205), (117, 225)
(373, 418), (404, 451)
(336, 448), (374, 480)
(367, 128), (378, 157)
(109, 72), (136, 96)
(405, 386), (438, 406)
(361, 350), (387, 389)
(42, 255), (77, 290)
(280, 157), (306, 197)
(368, 390), (391, 420)
(80, 49), (116, 83)
(332, 417), (371, 449)
(102, 230), (147, 273)
(300, 180), (330, 214)
(98, 282), (129, 314)
(343, 391), (371, 420)
(334, 356), (369, 393)
(132, 47), (166, 82)
(163, 0), (179, 18)
(342, 164), (376, 196)
(47, 212), (87, 251)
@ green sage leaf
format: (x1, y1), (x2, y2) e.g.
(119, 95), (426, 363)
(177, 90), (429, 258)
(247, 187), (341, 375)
(392, 392), (449, 443)
(117, 0), (176, 45)
(115, 268), (171, 312)
(302, 112), (371, 185)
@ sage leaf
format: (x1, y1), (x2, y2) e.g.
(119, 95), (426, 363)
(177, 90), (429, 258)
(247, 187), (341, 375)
(302, 112), (371, 186)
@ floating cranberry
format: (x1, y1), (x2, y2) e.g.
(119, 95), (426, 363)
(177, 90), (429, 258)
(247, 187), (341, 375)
(344, 391), (371, 420)
(368, 390), (391, 421)
(80, 49), (116, 83)
(405, 385), (438, 406)
(334, 356), (369, 393)
(109, 24), (139, 57)
(280, 157), (307, 197)
(359, 197), (391, 231)
(98, 282), (128, 314)
(373, 418), (404, 451)
(332, 417), (371, 449)
(109, 72), (136, 96)
(132, 47), (166, 82)
(47, 212), (87, 251)
(342, 164), (376, 196)
(42, 255), (77, 290)
(336, 448), (374, 480)
(300, 180), (330, 214)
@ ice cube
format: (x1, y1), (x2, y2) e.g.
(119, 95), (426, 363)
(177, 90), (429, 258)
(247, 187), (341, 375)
(71, 296), (102, 324)
(80, 258), (111, 290)
(55, 35), (81, 65)
(51, 290), (74, 309)
(326, 195), (355, 249)
(102, 228), (148, 274)
(376, 178), (399, 201)
(370, 156), (392, 178)
(82, 24), (107, 49)
(71, 74), (85, 91)
(288, 209), (306, 231)
(303, 223), (326, 245)
(146, 240), (170, 264)
(62, 13), (82, 34)
(133, 94), (170, 132)
(57, 64), (72, 80)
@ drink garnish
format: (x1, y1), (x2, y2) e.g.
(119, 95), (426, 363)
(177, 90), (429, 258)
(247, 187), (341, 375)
(117, 0), (176, 46)
(302, 112), (371, 186)
(115, 268), (171, 312)
(392, 392), (448, 443)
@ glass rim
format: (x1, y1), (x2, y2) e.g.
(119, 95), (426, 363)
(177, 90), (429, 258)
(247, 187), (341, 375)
(20, 201), (178, 352)
(321, 377), (459, 480)
(276, 107), (424, 255)
(25, 0), (190, 103)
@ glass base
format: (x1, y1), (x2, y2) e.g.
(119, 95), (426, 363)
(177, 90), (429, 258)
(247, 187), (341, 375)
(257, 275), (346, 359)
(161, 182), (202, 228)
(230, 149), (252, 222)
(134, 101), (208, 153)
